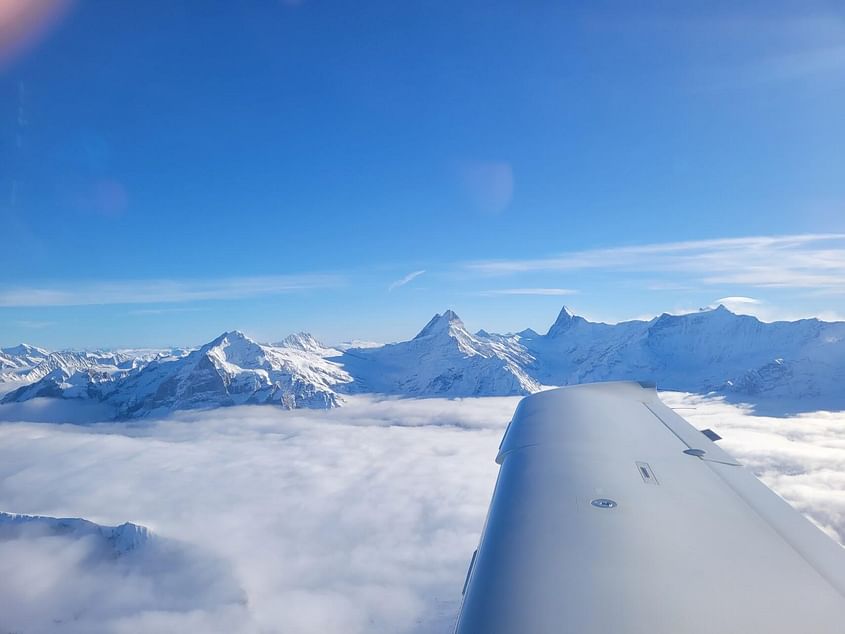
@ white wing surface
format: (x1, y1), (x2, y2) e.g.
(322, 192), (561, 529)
(455, 381), (845, 633)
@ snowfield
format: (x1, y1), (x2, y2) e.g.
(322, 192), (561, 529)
(1, 393), (844, 634)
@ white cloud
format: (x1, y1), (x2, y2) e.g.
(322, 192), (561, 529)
(708, 296), (845, 323)
(1, 393), (844, 632)
(0, 519), (246, 634)
(479, 288), (578, 297)
(12, 319), (56, 328)
(715, 296), (761, 306)
(128, 307), (208, 316)
(0, 395), (517, 633)
(0, 274), (342, 307)
(466, 233), (845, 291)
(388, 270), (426, 291)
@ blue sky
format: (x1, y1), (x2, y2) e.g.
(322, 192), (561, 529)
(2, 1), (845, 348)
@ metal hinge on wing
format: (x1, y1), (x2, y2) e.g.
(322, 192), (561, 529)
(642, 403), (741, 466)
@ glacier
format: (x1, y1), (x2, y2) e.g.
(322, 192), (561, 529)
(2, 304), (844, 417)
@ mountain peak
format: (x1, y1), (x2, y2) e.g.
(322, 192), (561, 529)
(208, 330), (251, 347)
(547, 305), (577, 337)
(201, 330), (258, 350)
(277, 332), (337, 356)
(2, 343), (49, 357)
(441, 309), (462, 323)
(414, 309), (465, 339)
(280, 331), (319, 348)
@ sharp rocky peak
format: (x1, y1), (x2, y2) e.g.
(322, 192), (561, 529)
(547, 305), (580, 337)
(414, 309), (466, 339)
(710, 304), (735, 316)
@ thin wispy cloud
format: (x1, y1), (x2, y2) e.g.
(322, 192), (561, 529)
(751, 44), (845, 85)
(128, 307), (210, 316)
(12, 319), (55, 329)
(468, 234), (845, 291)
(479, 288), (577, 297)
(0, 274), (342, 307)
(594, 13), (845, 89)
(388, 270), (425, 292)
(700, 15), (845, 89)
(707, 296), (845, 324)
(715, 296), (761, 306)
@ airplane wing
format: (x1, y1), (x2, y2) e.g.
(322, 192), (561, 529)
(455, 381), (845, 633)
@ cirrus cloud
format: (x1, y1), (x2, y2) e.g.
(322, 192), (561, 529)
(467, 233), (845, 291)
(0, 274), (343, 307)
(388, 270), (426, 292)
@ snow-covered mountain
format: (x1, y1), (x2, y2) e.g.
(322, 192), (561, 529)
(105, 330), (352, 417)
(340, 310), (540, 396)
(0, 343), (49, 370)
(2, 331), (353, 417)
(0, 511), (150, 557)
(16, 351), (129, 384)
(274, 331), (342, 357)
(519, 305), (845, 403)
(0, 345), (186, 383)
(3, 305), (845, 416)
(0, 343), (50, 380)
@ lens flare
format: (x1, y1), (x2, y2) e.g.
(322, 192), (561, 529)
(0, 0), (72, 69)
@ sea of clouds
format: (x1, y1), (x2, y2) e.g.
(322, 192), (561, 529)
(0, 392), (843, 633)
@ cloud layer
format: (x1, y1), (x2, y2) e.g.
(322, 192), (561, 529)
(0, 396), (516, 633)
(0, 274), (342, 307)
(0, 393), (844, 632)
(388, 270), (426, 291)
(468, 233), (845, 290)
(478, 288), (577, 297)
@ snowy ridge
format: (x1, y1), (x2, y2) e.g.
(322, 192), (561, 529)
(2, 331), (353, 417)
(17, 351), (128, 384)
(518, 305), (845, 403)
(341, 310), (540, 397)
(0, 511), (151, 557)
(0, 343), (49, 369)
(3, 305), (845, 415)
(105, 330), (353, 417)
(0, 346), (185, 383)
(275, 331), (342, 357)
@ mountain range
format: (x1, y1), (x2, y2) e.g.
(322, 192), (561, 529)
(2, 305), (844, 417)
